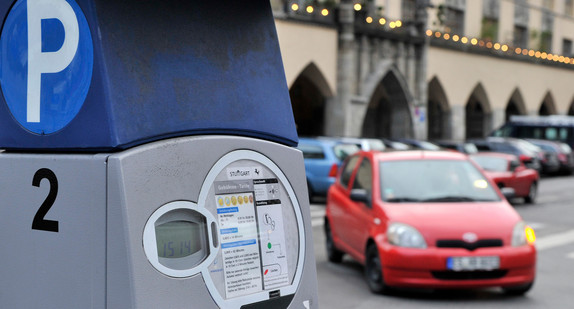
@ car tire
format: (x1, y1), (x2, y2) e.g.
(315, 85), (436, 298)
(525, 182), (537, 204)
(502, 282), (533, 296)
(325, 220), (344, 263)
(365, 244), (391, 295)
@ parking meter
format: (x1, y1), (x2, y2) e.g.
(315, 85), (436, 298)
(0, 1), (318, 308)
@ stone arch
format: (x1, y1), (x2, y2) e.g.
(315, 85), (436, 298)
(361, 67), (414, 138)
(505, 88), (527, 122)
(289, 62), (334, 136)
(427, 76), (450, 140)
(465, 83), (492, 139)
(539, 92), (557, 115)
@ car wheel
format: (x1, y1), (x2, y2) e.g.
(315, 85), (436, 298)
(325, 221), (344, 263)
(365, 244), (391, 295)
(502, 282), (533, 296)
(525, 182), (537, 204)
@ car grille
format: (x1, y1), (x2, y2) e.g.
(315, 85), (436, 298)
(436, 239), (503, 251)
(432, 270), (508, 280)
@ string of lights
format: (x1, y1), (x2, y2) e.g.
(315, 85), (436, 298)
(287, 1), (574, 66)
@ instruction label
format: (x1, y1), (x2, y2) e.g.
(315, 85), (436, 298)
(254, 179), (290, 289)
(215, 181), (263, 299)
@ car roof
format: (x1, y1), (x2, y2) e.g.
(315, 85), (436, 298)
(370, 150), (468, 162)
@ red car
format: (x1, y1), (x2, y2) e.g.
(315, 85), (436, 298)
(470, 152), (539, 204)
(325, 151), (536, 295)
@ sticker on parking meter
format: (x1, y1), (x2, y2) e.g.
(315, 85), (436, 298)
(254, 179), (290, 289)
(215, 181), (263, 298)
(200, 151), (305, 308)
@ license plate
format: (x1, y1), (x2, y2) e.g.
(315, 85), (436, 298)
(446, 256), (500, 271)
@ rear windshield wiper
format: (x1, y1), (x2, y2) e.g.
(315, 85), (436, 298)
(385, 197), (421, 203)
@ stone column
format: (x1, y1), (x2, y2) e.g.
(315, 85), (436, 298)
(325, 0), (355, 136)
(358, 35), (371, 95)
(450, 105), (466, 141)
(491, 108), (506, 133)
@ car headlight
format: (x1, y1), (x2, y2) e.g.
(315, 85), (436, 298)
(512, 221), (536, 247)
(387, 223), (427, 249)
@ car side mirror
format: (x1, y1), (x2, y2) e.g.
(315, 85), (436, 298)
(501, 187), (515, 200)
(509, 161), (520, 172)
(350, 188), (372, 207)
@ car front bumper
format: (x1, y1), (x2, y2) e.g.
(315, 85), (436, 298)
(379, 244), (536, 289)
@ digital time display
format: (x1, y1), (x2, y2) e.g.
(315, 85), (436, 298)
(156, 221), (201, 259)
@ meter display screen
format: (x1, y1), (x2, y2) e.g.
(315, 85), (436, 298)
(156, 221), (201, 259)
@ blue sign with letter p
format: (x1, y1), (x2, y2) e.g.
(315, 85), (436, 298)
(0, 0), (93, 135)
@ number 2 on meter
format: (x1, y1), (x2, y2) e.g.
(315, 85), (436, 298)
(32, 168), (59, 232)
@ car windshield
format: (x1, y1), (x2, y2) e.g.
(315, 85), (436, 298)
(470, 155), (508, 172)
(380, 160), (500, 203)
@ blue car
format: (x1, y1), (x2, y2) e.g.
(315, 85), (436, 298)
(297, 137), (360, 201)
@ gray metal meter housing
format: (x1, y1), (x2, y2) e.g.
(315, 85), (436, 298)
(0, 136), (318, 308)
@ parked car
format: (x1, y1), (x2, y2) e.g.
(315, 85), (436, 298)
(526, 139), (574, 175)
(325, 150), (536, 295)
(392, 138), (442, 151)
(469, 137), (544, 173)
(470, 152), (539, 203)
(381, 138), (412, 151)
(297, 137), (360, 200)
(434, 140), (478, 154)
(319, 136), (386, 152)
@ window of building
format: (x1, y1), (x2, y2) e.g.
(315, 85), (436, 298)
(566, 0), (574, 16)
(402, 0), (416, 22)
(540, 11), (554, 52)
(563, 39), (573, 57)
(514, 25), (528, 48)
(438, 0), (466, 35)
(482, 0), (499, 41)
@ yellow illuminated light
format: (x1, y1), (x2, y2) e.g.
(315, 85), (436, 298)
(494, 43), (500, 50)
(321, 8), (329, 16)
(541, 52), (547, 59)
(461, 37), (468, 44)
(529, 50), (535, 56)
(452, 35), (459, 42)
(535, 51), (541, 58)
(501, 45), (508, 52)
(291, 3), (299, 11)
(379, 18), (386, 25)
(525, 226), (536, 244)
(444, 33), (450, 40)
(522, 49), (528, 55)
(354, 3), (362, 11)
(471, 38), (478, 45)
(396, 20), (402, 27)
(390, 21), (396, 28)
(366, 16), (373, 23)
(565, 57), (570, 63)
(515, 47), (522, 54)
(306, 5), (313, 13)
(474, 180), (488, 189)
(426, 29), (433, 36)
(435, 32), (441, 38)
(486, 42), (493, 48)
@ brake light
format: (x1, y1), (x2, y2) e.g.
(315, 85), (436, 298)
(558, 153), (568, 162)
(328, 164), (338, 177)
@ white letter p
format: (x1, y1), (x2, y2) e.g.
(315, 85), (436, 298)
(27, 0), (79, 123)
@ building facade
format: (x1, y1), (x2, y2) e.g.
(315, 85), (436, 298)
(273, 0), (574, 141)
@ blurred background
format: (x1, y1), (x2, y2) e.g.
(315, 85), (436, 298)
(269, 1), (574, 308)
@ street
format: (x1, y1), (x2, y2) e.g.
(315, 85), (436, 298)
(309, 175), (574, 308)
